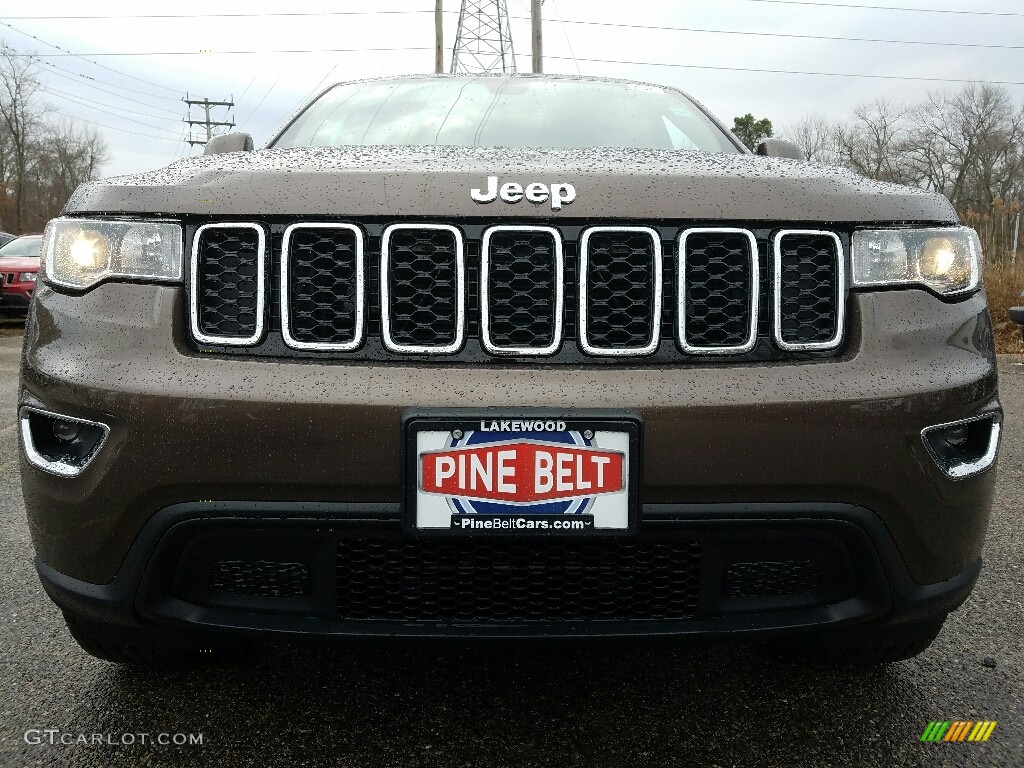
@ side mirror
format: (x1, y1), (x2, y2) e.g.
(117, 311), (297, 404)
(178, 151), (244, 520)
(755, 139), (806, 161)
(204, 133), (254, 155)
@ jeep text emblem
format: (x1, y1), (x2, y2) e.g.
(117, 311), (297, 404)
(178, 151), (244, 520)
(470, 175), (576, 211)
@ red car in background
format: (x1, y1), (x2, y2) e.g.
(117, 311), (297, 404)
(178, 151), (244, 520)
(0, 234), (41, 314)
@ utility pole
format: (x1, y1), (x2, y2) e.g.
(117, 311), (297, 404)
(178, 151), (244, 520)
(183, 95), (236, 148)
(531, 0), (543, 74)
(450, 0), (516, 75)
(435, 0), (444, 74)
(1013, 211), (1020, 265)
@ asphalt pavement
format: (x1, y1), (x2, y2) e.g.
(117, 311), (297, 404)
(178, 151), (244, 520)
(1, 332), (1021, 768)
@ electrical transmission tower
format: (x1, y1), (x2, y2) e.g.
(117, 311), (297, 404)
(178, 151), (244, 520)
(450, 0), (516, 75)
(183, 95), (236, 148)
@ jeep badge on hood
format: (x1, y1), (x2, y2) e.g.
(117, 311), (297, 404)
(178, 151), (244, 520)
(471, 175), (577, 210)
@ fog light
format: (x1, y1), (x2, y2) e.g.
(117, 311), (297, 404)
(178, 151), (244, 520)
(20, 407), (110, 477)
(52, 420), (81, 442)
(942, 425), (970, 448)
(922, 414), (1001, 480)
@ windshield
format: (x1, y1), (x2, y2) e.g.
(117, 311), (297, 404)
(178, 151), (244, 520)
(272, 77), (740, 154)
(0, 236), (41, 258)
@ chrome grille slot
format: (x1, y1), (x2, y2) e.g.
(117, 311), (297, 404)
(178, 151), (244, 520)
(481, 226), (563, 356)
(678, 228), (759, 354)
(773, 230), (845, 351)
(381, 224), (465, 354)
(190, 222), (265, 345)
(281, 223), (364, 351)
(579, 227), (662, 356)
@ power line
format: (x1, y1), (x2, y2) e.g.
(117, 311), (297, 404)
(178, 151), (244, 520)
(49, 111), (182, 142)
(549, 18), (1024, 51)
(0, 19), (181, 93)
(6, 51), (184, 115)
(6, 1), (1022, 18)
(40, 85), (185, 131)
(735, 0), (1024, 17)
(25, 60), (184, 115)
(549, 0), (581, 76)
(0, 10), (436, 20)
(13, 24), (1022, 58)
(25, 46), (434, 57)
(544, 55), (1024, 86)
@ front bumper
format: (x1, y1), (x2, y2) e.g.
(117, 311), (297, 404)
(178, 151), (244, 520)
(20, 281), (1000, 639)
(37, 502), (980, 642)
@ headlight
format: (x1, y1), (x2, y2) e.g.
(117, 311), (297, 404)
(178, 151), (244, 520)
(851, 227), (981, 296)
(19, 272), (37, 283)
(43, 218), (183, 291)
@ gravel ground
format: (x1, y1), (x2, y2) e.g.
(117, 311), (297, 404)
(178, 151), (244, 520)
(1, 334), (1021, 768)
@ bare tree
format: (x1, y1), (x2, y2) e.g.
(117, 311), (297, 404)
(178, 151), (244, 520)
(0, 46), (45, 231)
(834, 100), (916, 184)
(781, 114), (839, 164)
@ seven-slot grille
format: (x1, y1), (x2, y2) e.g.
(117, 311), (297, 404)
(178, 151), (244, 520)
(189, 222), (847, 359)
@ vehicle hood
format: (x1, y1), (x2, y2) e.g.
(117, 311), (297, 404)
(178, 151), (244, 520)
(64, 146), (957, 223)
(0, 256), (40, 271)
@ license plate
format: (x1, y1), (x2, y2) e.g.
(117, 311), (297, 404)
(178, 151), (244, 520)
(404, 413), (640, 535)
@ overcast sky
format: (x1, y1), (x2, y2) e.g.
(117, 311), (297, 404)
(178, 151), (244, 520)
(1, 0), (1021, 177)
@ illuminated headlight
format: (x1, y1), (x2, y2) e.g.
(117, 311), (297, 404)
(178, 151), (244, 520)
(43, 218), (183, 291)
(851, 227), (981, 296)
(19, 272), (37, 283)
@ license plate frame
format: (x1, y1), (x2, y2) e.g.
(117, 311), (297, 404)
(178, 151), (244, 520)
(403, 410), (641, 537)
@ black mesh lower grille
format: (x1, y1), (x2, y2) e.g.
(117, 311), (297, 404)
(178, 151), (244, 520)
(723, 560), (821, 598)
(583, 230), (658, 350)
(484, 228), (559, 350)
(386, 227), (459, 348)
(285, 225), (360, 345)
(777, 233), (841, 346)
(682, 231), (755, 349)
(195, 226), (261, 339)
(335, 536), (702, 622)
(209, 560), (310, 598)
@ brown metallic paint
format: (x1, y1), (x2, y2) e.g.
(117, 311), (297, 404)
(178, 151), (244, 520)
(20, 282), (998, 586)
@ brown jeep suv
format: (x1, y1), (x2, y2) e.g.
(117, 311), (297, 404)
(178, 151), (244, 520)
(21, 75), (1001, 666)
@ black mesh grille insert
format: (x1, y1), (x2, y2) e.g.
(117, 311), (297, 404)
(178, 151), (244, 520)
(335, 536), (702, 623)
(385, 227), (460, 348)
(681, 231), (755, 349)
(583, 230), (659, 350)
(723, 560), (821, 599)
(209, 560), (310, 598)
(484, 228), (559, 350)
(777, 233), (841, 346)
(285, 225), (360, 346)
(195, 226), (262, 339)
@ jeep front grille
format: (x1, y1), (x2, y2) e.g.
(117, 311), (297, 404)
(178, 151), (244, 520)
(381, 224), (464, 353)
(190, 223), (265, 345)
(579, 227), (662, 356)
(188, 220), (847, 363)
(281, 223), (364, 351)
(481, 226), (563, 355)
(678, 228), (759, 354)
(773, 230), (845, 351)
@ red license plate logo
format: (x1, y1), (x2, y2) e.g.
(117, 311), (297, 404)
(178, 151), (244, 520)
(421, 441), (624, 504)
